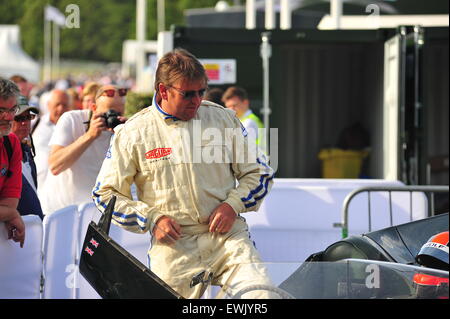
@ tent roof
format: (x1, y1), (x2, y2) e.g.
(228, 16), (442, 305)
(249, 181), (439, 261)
(0, 25), (40, 83)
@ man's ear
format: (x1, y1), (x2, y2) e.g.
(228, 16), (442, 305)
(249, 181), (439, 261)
(91, 103), (97, 112)
(159, 83), (168, 100)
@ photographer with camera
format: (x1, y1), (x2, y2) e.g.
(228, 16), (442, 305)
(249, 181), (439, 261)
(40, 85), (127, 215)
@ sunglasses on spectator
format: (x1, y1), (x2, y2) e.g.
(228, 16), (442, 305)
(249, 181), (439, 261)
(99, 88), (128, 98)
(14, 114), (36, 122)
(0, 105), (20, 116)
(167, 85), (207, 100)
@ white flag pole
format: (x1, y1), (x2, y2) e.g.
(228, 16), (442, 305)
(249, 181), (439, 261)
(136, 0), (147, 92)
(44, 18), (52, 83)
(331, 0), (343, 29)
(44, 5), (65, 82)
(52, 22), (60, 81)
(246, 0), (256, 30)
(265, 0), (275, 30)
(157, 0), (165, 33)
(280, 0), (292, 30)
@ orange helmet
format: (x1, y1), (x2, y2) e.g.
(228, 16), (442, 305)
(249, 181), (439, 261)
(416, 231), (449, 271)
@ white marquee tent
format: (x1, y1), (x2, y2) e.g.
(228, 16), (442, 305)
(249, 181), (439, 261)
(0, 25), (40, 83)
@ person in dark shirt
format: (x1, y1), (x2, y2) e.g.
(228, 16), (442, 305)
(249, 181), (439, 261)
(11, 95), (43, 220)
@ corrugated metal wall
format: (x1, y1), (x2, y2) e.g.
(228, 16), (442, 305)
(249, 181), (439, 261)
(273, 43), (384, 178)
(174, 27), (447, 183)
(424, 40), (449, 185)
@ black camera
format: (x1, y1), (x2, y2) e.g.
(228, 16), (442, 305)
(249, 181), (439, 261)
(101, 109), (124, 129)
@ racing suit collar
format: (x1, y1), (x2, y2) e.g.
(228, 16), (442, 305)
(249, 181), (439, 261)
(153, 94), (180, 122)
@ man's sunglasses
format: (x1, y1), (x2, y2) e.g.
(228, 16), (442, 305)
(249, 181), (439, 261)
(167, 86), (207, 100)
(100, 88), (128, 98)
(14, 114), (36, 122)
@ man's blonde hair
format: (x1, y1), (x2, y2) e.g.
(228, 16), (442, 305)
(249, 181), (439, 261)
(154, 48), (208, 91)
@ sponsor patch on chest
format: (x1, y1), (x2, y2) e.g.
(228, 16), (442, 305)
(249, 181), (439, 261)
(145, 148), (172, 160)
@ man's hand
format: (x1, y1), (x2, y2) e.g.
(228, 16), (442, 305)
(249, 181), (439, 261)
(5, 213), (25, 248)
(152, 216), (181, 245)
(208, 203), (237, 234)
(87, 112), (107, 139)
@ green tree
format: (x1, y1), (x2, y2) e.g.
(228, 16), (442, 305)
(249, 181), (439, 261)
(1, 0), (223, 62)
(0, 0), (25, 24)
(18, 0), (48, 60)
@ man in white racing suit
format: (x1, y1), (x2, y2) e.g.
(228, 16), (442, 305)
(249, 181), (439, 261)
(92, 49), (276, 298)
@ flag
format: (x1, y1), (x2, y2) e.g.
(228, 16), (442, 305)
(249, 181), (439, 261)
(45, 5), (66, 27)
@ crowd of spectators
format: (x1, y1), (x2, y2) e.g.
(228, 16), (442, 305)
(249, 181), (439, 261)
(1, 71), (262, 251)
(1, 74), (133, 246)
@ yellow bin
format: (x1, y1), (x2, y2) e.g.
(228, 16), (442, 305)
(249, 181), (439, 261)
(318, 148), (369, 179)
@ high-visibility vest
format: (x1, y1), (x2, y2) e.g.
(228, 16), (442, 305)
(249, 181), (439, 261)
(241, 112), (264, 145)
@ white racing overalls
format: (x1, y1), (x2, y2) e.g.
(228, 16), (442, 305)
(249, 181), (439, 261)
(92, 99), (275, 298)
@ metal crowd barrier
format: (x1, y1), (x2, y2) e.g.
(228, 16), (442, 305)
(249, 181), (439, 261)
(334, 185), (449, 238)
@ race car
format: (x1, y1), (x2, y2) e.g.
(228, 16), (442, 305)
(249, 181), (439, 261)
(81, 195), (448, 299)
(275, 213), (449, 299)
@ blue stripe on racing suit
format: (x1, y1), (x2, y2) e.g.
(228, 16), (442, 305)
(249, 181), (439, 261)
(92, 182), (148, 231)
(240, 157), (274, 208)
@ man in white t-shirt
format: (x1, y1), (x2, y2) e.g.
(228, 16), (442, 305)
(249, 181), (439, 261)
(32, 89), (69, 191)
(40, 85), (127, 214)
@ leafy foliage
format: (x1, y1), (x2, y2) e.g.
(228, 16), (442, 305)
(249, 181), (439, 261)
(125, 91), (153, 117)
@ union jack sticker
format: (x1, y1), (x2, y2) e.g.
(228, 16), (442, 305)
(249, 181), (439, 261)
(90, 238), (100, 248)
(85, 247), (94, 256)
